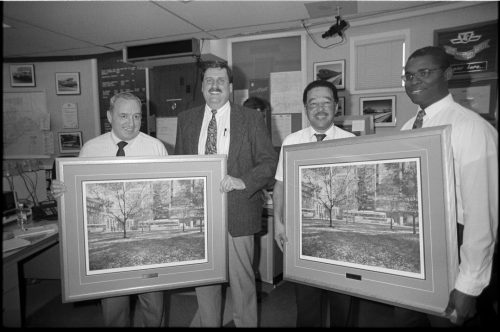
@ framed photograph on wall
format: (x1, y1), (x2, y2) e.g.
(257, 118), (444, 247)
(434, 20), (497, 79)
(314, 60), (345, 90)
(336, 97), (345, 117)
(58, 132), (83, 154)
(10, 64), (35, 87)
(282, 126), (458, 316)
(360, 96), (396, 127)
(449, 79), (497, 121)
(56, 155), (228, 302)
(56, 72), (81, 95)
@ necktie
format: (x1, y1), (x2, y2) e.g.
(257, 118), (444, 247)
(314, 133), (327, 141)
(412, 109), (426, 129)
(205, 109), (217, 154)
(116, 141), (128, 156)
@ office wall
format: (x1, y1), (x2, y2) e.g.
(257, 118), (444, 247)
(2, 59), (100, 157)
(305, 1), (498, 134)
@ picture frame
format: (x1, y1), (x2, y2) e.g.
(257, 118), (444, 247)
(56, 155), (228, 302)
(434, 20), (497, 79)
(336, 97), (345, 117)
(56, 72), (81, 95)
(360, 95), (396, 127)
(10, 64), (35, 87)
(314, 60), (345, 90)
(283, 126), (458, 316)
(58, 131), (83, 154)
(449, 78), (497, 121)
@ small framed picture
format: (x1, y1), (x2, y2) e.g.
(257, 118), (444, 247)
(10, 64), (35, 87)
(449, 79), (497, 121)
(58, 131), (83, 154)
(314, 60), (345, 90)
(56, 72), (81, 95)
(360, 95), (396, 127)
(336, 97), (345, 117)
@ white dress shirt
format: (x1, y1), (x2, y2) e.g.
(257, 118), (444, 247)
(197, 101), (231, 155)
(79, 131), (168, 157)
(274, 124), (355, 182)
(401, 93), (498, 296)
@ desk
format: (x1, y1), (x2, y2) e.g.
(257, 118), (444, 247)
(3, 219), (59, 327)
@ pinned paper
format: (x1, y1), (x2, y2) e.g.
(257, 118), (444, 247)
(62, 103), (78, 129)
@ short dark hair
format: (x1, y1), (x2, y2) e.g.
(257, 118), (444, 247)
(200, 61), (233, 83)
(302, 80), (338, 105)
(243, 97), (270, 112)
(407, 46), (451, 69)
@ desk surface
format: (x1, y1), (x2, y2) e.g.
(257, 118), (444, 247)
(3, 219), (59, 265)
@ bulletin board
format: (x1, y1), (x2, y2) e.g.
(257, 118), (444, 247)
(96, 51), (148, 134)
(3, 91), (53, 157)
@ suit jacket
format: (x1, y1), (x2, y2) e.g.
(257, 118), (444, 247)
(175, 103), (278, 237)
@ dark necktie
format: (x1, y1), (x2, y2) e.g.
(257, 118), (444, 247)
(116, 141), (128, 156)
(205, 109), (217, 154)
(315, 133), (327, 141)
(412, 109), (426, 129)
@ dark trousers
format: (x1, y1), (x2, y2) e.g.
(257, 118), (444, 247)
(295, 283), (353, 327)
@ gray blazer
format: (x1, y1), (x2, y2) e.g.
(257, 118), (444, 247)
(174, 103), (277, 236)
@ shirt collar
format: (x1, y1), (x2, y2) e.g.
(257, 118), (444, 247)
(204, 101), (230, 117)
(307, 124), (336, 141)
(419, 93), (453, 120)
(110, 131), (139, 145)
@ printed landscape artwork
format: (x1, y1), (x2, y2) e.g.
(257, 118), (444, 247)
(299, 158), (424, 279)
(83, 177), (207, 275)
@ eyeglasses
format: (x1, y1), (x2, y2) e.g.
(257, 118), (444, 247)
(401, 68), (442, 82)
(306, 101), (335, 110)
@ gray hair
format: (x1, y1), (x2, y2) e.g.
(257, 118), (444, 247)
(109, 92), (142, 111)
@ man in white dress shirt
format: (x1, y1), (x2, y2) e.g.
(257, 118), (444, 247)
(52, 92), (168, 327)
(273, 79), (355, 327)
(396, 46), (498, 327)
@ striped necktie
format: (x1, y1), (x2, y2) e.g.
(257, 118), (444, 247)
(205, 109), (217, 154)
(412, 109), (426, 129)
(314, 133), (327, 141)
(116, 141), (127, 156)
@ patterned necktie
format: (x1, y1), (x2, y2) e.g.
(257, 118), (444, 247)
(315, 133), (327, 141)
(116, 141), (128, 156)
(205, 109), (217, 154)
(412, 109), (426, 129)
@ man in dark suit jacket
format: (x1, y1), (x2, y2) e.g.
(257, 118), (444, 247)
(174, 61), (277, 327)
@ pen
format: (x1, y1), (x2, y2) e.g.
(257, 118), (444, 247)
(224, 129), (227, 136)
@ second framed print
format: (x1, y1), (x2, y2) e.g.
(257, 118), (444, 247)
(282, 126), (458, 316)
(56, 155), (228, 302)
(56, 72), (80, 95)
(360, 96), (396, 127)
(314, 60), (345, 90)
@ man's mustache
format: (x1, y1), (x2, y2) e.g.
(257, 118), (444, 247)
(209, 88), (222, 93)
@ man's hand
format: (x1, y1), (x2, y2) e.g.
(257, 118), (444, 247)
(50, 179), (67, 198)
(274, 220), (287, 252)
(444, 288), (477, 325)
(220, 175), (245, 193)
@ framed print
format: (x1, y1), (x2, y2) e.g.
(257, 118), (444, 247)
(56, 72), (81, 95)
(58, 132), (83, 154)
(360, 95), (396, 127)
(56, 155), (228, 302)
(314, 60), (345, 90)
(449, 79), (497, 121)
(336, 97), (345, 117)
(283, 126), (458, 316)
(10, 64), (35, 87)
(434, 21), (497, 79)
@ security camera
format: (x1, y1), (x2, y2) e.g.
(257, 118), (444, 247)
(322, 17), (348, 39)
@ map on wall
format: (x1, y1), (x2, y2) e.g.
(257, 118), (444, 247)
(3, 92), (54, 157)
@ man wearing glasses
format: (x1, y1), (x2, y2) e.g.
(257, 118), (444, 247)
(273, 79), (355, 327)
(396, 46), (498, 327)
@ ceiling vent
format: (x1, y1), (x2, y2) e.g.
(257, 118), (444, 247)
(123, 39), (224, 68)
